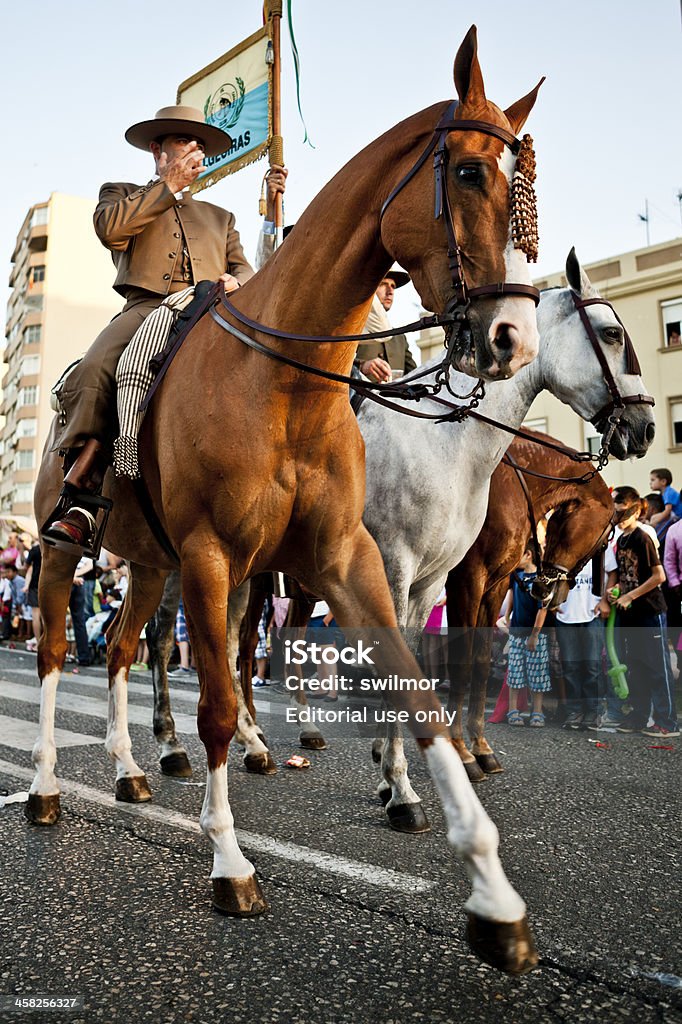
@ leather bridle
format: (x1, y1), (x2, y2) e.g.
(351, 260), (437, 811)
(570, 291), (654, 438)
(379, 101), (541, 314)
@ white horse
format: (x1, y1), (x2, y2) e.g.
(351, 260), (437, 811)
(225, 249), (654, 829)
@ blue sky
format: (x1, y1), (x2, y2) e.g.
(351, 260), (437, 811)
(2, 0), (680, 328)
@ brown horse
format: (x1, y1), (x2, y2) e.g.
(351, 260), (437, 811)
(30, 28), (543, 973)
(445, 433), (613, 782)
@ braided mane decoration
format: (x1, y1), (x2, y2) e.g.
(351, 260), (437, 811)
(510, 134), (539, 263)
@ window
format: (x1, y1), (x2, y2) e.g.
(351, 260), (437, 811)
(670, 399), (682, 448)
(30, 206), (48, 229)
(23, 324), (41, 345)
(17, 418), (37, 438)
(31, 265), (45, 284)
(15, 450), (35, 470)
(18, 386), (38, 407)
(661, 299), (682, 348)
(14, 484), (33, 504)
(21, 355), (40, 376)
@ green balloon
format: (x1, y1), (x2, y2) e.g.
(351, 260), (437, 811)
(605, 586), (629, 700)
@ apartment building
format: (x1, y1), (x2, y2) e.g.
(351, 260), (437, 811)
(2, 193), (120, 521)
(417, 237), (682, 493)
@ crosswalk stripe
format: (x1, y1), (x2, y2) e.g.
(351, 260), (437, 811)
(0, 679), (198, 735)
(0, 714), (101, 751)
(0, 756), (436, 895)
(0, 664), (286, 716)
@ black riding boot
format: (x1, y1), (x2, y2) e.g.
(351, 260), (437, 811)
(42, 439), (112, 555)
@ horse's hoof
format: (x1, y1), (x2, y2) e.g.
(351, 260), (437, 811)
(244, 752), (278, 775)
(466, 914), (538, 975)
(300, 735), (327, 750)
(212, 874), (269, 916)
(386, 802), (431, 834)
(160, 751), (193, 778)
(115, 775), (152, 803)
(25, 793), (61, 826)
(475, 752), (504, 775)
(464, 759), (488, 784)
(377, 787), (391, 807)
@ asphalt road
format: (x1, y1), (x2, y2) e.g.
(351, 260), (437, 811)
(0, 647), (680, 1024)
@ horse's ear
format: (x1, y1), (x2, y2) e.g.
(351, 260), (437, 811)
(565, 246), (594, 296)
(503, 78), (545, 133)
(566, 247), (582, 292)
(454, 26), (486, 109)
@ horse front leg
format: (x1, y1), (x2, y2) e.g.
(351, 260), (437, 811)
(317, 528), (536, 973)
(376, 713), (430, 833)
(229, 581), (276, 775)
(468, 622), (503, 775)
(368, 581), (430, 832)
(25, 547), (79, 826)
(183, 550), (267, 916)
(447, 628), (487, 784)
(105, 562), (168, 802)
(147, 569), (193, 778)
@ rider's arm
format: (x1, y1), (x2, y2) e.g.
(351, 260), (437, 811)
(94, 181), (178, 252)
(225, 212), (255, 286)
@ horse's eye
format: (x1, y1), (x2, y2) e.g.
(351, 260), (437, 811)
(456, 164), (483, 188)
(601, 326), (623, 344)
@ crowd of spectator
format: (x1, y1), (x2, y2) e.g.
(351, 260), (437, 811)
(1, 466), (680, 741)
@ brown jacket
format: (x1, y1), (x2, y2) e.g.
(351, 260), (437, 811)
(94, 179), (253, 297)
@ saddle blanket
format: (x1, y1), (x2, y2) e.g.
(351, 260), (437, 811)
(113, 286), (195, 479)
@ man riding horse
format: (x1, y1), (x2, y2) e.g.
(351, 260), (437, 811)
(43, 105), (287, 554)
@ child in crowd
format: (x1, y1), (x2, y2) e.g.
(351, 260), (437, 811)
(65, 613), (77, 662)
(503, 545), (551, 727)
(171, 597), (194, 675)
(1, 562), (23, 642)
(648, 468), (682, 527)
(600, 486), (679, 738)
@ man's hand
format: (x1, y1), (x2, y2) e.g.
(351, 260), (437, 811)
(220, 273), (241, 294)
(614, 592), (633, 612)
(158, 141), (205, 194)
(526, 633), (539, 652)
(360, 357), (392, 383)
(266, 164), (288, 219)
(72, 577), (84, 587)
(598, 597), (611, 619)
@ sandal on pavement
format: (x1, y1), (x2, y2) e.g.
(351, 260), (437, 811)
(529, 712), (545, 728)
(506, 710), (524, 726)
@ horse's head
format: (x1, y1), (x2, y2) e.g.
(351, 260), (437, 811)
(530, 487), (614, 609)
(380, 26), (543, 382)
(537, 250), (656, 460)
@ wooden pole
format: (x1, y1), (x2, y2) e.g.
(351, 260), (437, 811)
(267, 0), (284, 244)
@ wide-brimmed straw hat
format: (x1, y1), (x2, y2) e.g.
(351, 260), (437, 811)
(125, 105), (232, 158)
(382, 266), (410, 288)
